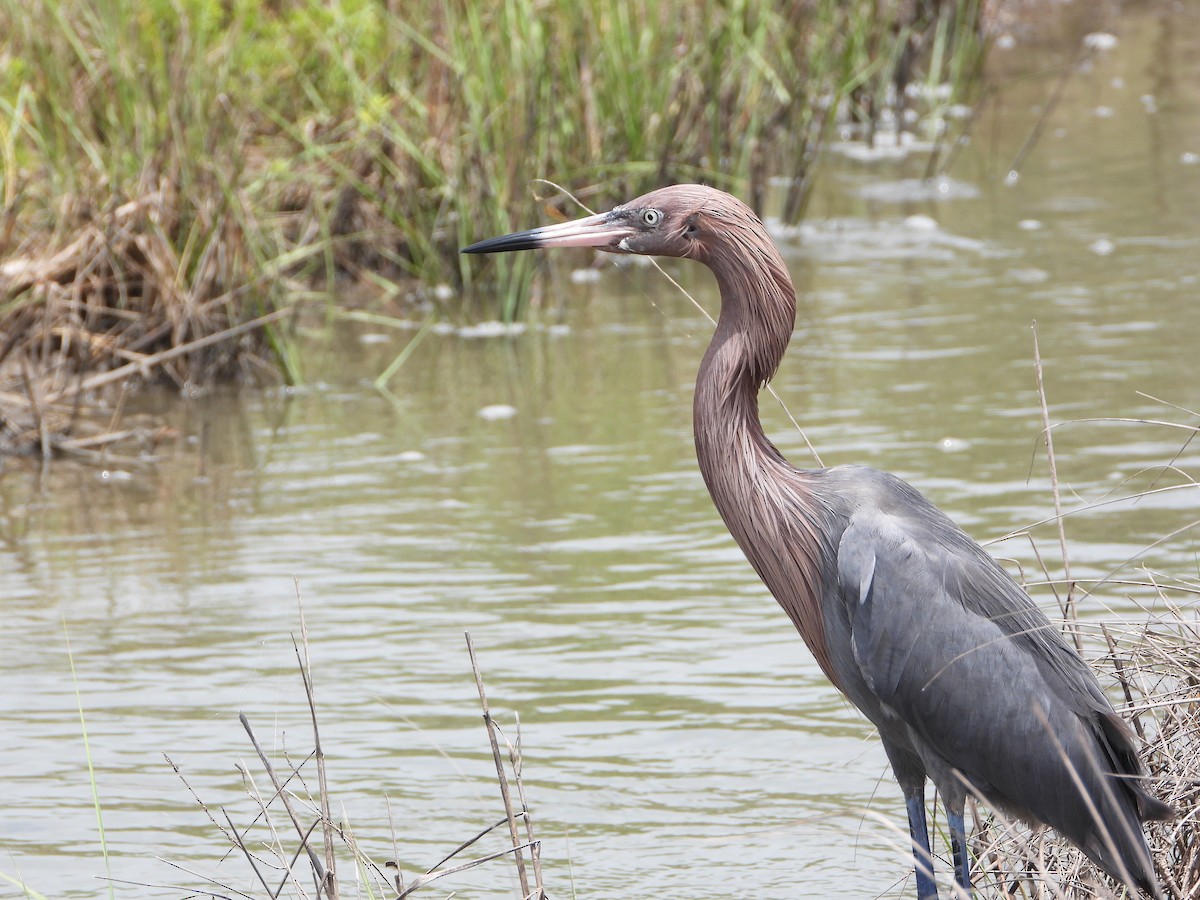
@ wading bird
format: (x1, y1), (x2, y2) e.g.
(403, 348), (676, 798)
(463, 185), (1172, 899)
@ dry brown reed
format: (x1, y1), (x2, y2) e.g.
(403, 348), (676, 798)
(0, 184), (305, 462)
(151, 626), (546, 900)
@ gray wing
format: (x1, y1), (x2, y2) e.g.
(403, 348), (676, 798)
(835, 502), (1128, 831)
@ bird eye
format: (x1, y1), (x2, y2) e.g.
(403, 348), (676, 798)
(641, 208), (662, 227)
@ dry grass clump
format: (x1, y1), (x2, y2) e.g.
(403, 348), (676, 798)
(161, 603), (1198, 900)
(144, 629), (547, 900)
(1131, 619), (1200, 897)
(0, 181), (303, 461)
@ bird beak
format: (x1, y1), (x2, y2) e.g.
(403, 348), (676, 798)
(461, 210), (635, 254)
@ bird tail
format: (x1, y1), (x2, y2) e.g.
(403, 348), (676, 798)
(1077, 713), (1174, 898)
(1079, 789), (1167, 898)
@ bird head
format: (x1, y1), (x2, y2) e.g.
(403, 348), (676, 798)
(464, 184), (797, 385)
(461, 184), (752, 265)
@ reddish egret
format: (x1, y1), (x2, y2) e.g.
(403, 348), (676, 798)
(463, 185), (1172, 899)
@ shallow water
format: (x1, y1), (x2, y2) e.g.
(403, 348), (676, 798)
(2, 6), (1199, 899)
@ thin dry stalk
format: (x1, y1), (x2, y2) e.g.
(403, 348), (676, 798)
(239, 713), (332, 894)
(235, 759), (308, 897)
(1102, 625), (1145, 742)
(18, 355), (50, 460)
(394, 840), (540, 900)
(171, 622), (555, 899)
(222, 807), (276, 899)
(1032, 321), (1081, 651)
(292, 580), (339, 900)
(425, 815), (519, 873)
(509, 713), (545, 894)
(151, 857), (256, 899)
(464, 630), (535, 899)
(384, 796), (404, 895)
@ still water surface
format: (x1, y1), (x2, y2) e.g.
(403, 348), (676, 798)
(3, 7), (1199, 899)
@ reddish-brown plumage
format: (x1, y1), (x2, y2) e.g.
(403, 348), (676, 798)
(679, 188), (840, 685)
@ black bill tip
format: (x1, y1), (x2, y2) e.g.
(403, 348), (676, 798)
(461, 211), (633, 256)
(461, 229), (545, 254)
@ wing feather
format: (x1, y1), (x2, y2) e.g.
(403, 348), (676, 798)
(836, 508), (1127, 829)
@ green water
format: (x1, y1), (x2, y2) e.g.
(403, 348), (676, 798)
(2, 6), (1198, 899)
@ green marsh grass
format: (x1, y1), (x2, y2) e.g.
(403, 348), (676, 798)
(0, 0), (986, 458)
(1, 0), (988, 308)
(65, 621), (116, 900)
(0, 869), (51, 900)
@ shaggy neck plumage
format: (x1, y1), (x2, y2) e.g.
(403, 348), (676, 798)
(691, 251), (838, 683)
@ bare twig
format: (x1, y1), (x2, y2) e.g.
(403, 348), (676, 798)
(426, 815), (519, 873)
(42, 307), (292, 405)
(510, 713), (544, 895)
(293, 579), (338, 900)
(223, 807), (278, 899)
(239, 713), (330, 894)
(464, 632), (532, 899)
(1032, 322), (1080, 650)
(395, 840), (539, 900)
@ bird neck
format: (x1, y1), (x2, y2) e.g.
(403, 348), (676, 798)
(691, 261), (839, 685)
(692, 243), (797, 459)
(708, 248), (796, 387)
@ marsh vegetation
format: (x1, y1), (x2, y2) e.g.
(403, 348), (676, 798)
(0, 0), (985, 457)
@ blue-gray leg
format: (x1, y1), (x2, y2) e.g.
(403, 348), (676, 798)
(906, 795), (939, 900)
(948, 810), (971, 898)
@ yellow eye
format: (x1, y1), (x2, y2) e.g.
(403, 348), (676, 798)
(641, 208), (662, 226)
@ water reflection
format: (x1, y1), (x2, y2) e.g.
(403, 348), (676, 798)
(2, 5), (1199, 899)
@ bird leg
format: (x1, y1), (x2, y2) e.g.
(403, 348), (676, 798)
(905, 793), (939, 900)
(947, 807), (971, 898)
